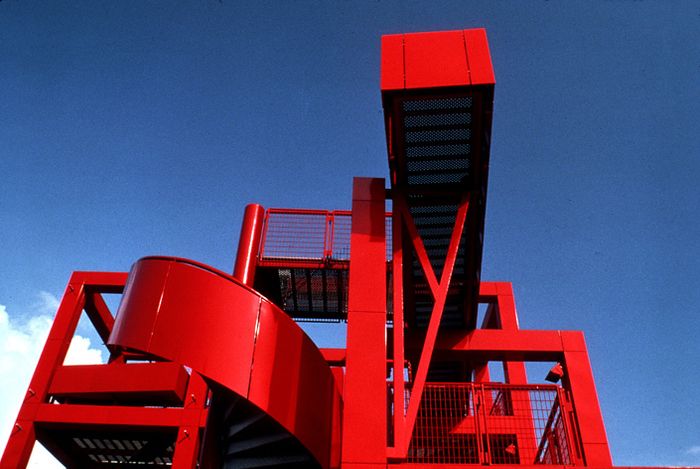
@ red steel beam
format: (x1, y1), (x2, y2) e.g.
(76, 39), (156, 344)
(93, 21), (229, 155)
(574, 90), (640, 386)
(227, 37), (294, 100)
(33, 404), (189, 428)
(560, 332), (612, 466)
(394, 192), (470, 456)
(320, 348), (346, 366)
(430, 329), (566, 359)
(171, 372), (209, 469)
(83, 291), (116, 343)
(48, 362), (190, 405)
(391, 202), (406, 450)
(342, 178), (388, 466)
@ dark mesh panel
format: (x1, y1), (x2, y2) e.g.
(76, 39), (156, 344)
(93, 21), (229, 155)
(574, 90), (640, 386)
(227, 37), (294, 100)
(407, 158), (470, 172)
(406, 143), (471, 158)
(404, 112), (472, 128)
(405, 128), (471, 144)
(403, 96), (472, 112)
(402, 96), (474, 190)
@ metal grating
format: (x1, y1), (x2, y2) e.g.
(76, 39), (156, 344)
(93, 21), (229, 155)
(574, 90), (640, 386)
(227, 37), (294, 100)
(406, 143), (471, 158)
(273, 267), (394, 322)
(260, 209), (392, 264)
(404, 112), (472, 128)
(401, 96), (473, 189)
(37, 428), (177, 467)
(407, 383), (576, 465)
(260, 211), (329, 260)
(403, 96), (473, 112)
(405, 128), (471, 144)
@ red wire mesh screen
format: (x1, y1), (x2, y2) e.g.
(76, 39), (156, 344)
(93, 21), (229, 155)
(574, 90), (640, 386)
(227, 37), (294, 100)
(260, 209), (392, 262)
(260, 210), (330, 260)
(406, 383), (576, 465)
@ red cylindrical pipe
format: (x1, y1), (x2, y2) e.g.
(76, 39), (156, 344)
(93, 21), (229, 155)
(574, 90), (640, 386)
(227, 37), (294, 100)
(233, 204), (265, 286)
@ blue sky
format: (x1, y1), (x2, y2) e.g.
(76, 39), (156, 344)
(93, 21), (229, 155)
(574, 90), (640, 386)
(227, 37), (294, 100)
(0, 1), (698, 467)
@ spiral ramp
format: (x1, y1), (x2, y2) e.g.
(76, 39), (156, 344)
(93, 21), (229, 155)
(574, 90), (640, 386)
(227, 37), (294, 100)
(107, 256), (342, 469)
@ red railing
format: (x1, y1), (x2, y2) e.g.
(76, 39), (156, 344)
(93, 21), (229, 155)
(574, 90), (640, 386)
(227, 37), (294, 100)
(259, 209), (392, 264)
(402, 383), (578, 465)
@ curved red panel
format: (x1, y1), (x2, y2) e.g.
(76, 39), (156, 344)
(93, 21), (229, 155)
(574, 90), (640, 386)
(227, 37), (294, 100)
(108, 256), (340, 468)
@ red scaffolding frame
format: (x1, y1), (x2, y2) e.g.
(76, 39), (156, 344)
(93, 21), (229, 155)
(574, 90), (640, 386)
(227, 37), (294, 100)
(2, 27), (656, 469)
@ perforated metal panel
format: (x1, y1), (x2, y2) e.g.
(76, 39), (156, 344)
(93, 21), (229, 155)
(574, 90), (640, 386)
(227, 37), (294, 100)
(403, 96), (473, 112)
(402, 96), (474, 190)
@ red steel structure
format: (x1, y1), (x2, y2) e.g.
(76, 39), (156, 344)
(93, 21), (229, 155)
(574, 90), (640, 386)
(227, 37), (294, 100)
(0, 29), (679, 469)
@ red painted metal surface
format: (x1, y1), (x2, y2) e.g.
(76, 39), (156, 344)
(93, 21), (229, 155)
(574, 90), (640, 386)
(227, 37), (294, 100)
(342, 178), (388, 466)
(381, 29), (495, 90)
(0, 272), (209, 468)
(48, 362), (190, 405)
(1, 27), (655, 469)
(233, 203), (265, 286)
(109, 256), (341, 468)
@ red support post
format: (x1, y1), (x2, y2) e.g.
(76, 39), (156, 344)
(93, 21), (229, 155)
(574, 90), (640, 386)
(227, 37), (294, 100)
(233, 203), (265, 286)
(561, 332), (613, 467)
(397, 193), (470, 455)
(171, 373), (209, 469)
(390, 204), (406, 452)
(342, 177), (387, 467)
(83, 291), (115, 343)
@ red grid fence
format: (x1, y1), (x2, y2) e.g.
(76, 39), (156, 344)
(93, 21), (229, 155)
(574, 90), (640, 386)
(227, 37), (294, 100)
(259, 209), (392, 263)
(405, 383), (577, 465)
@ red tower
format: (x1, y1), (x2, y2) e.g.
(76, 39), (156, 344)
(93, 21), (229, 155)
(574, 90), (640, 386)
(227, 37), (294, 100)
(0, 29), (676, 469)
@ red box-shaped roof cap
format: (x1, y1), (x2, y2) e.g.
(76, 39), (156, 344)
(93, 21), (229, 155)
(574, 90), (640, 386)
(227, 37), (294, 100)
(381, 28), (495, 90)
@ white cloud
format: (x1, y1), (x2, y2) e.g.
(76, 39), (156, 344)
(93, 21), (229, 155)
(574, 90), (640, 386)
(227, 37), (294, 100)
(686, 446), (700, 455)
(35, 291), (60, 315)
(64, 334), (104, 366)
(0, 293), (104, 468)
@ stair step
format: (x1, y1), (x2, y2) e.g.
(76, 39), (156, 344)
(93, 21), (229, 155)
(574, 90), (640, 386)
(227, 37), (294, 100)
(226, 432), (291, 455)
(223, 395), (241, 422)
(226, 413), (266, 439)
(224, 453), (313, 469)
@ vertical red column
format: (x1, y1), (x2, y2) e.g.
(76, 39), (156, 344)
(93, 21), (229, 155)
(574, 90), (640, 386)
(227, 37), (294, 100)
(496, 284), (529, 384)
(561, 331), (613, 466)
(390, 206), (405, 450)
(171, 373), (208, 469)
(495, 284), (537, 464)
(233, 203), (265, 286)
(342, 178), (387, 469)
